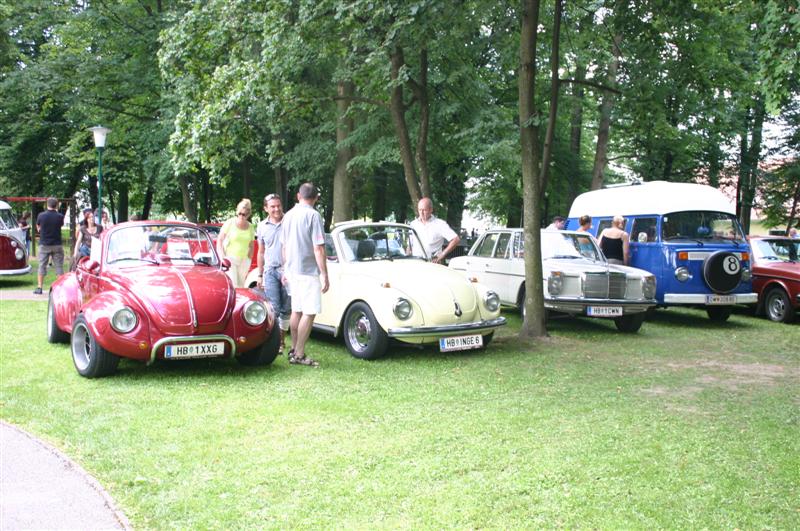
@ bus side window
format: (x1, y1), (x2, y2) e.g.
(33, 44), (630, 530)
(595, 219), (613, 235)
(631, 217), (658, 243)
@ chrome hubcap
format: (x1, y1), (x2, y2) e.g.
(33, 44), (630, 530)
(768, 295), (786, 320)
(346, 311), (372, 352)
(71, 323), (91, 371)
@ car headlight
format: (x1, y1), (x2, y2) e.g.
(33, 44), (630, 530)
(484, 291), (500, 312)
(14, 248), (24, 260)
(741, 268), (751, 282)
(393, 298), (413, 320)
(111, 307), (138, 333)
(674, 267), (691, 282)
(548, 272), (563, 295)
(642, 275), (657, 299)
(243, 300), (268, 326)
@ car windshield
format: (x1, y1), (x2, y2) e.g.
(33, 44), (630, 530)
(336, 225), (427, 262)
(106, 224), (219, 266)
(662, 211), (746, 243)
(751, 238), (799, 263)
(0, 208), (18, 231)
(541, 232), (604, 262)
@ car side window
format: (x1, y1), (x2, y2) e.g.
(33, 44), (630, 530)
(325, 235), (337, 261)
(494, 232), (511, 259)
(595, 219), (613, 234)
(475, 233), (499, 257)
(512, 233), (524, 258)
(631, 217), (658, 243)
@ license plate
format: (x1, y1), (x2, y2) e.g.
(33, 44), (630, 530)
(439, 334), (483, 352)
(706, 294), (736, 305)
(164, 342), (225, 359)
(587, 306), (623, 317)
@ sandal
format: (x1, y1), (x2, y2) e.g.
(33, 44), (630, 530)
(289, 354), (319, 367)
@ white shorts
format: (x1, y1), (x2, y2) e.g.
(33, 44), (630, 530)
(286, 273), (322, 315)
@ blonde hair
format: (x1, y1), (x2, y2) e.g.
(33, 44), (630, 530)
(236, 198), (252, 215)
(613, 215), (625, 228)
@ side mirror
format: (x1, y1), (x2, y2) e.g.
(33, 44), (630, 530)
(221, 258), (231, 271)
(79, 258), (100, 274)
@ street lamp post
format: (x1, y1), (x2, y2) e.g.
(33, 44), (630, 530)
(89, 126), (111, 225)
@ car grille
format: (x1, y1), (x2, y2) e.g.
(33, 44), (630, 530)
(583, 272), (627, 299)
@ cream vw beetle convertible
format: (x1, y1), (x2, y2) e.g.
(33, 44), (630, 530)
(294, 221), (505, 359)
(449, 229), (657, 332)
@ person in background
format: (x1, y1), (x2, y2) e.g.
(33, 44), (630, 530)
(576, 215), (592, 232)
(73, 209), (102, 263)
(281, 182), (328, 367)
(410, 197), (461, 264)
(101, 210), (113, 230)
(545, 216), (566, 230)
(217, 198), (255, 288)
(598, 215), (629, 265)
(790, 227), (798, 239)
(34, 197), (65, 295)
(256, 193), (290, 354)
(17, 212), (30, 254)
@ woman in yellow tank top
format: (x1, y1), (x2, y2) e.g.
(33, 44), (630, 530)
(216, 198), (255, 287)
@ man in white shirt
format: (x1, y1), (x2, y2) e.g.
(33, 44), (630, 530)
(409, 197), (461, 264)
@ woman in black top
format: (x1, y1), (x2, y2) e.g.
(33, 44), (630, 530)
(598, 215), (629, 265)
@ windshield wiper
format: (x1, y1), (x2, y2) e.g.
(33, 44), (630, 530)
(110, 256), (158, 265)
(664, 235), (705, 245)
(546, 255), (582, 260)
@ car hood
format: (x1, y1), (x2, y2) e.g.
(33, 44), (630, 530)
(106, 266), (234, 332)
(753, 261), (800, 281)
(543, 258), (646, 277)
(353, 260), (480, 320)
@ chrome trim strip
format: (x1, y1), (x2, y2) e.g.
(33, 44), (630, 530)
(149, 335), (236, 364)
(173, 267), (198, 328)
(547, 302), (654, 314)
(0, 266), (32, 276)
(387, 317), (506, 338)
(663, 293), (758, 304)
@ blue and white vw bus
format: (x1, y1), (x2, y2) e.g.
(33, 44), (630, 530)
(566, 181), (757, 321)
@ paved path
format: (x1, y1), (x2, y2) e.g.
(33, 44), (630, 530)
(0, 421), (130, 530)
(0, 289), (46, 302)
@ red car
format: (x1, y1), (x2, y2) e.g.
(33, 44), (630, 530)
(0, 199), (31, 276)
(750, 236), (800, 323)
(47, 221), (280, 377)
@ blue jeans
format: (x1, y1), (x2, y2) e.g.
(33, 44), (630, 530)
(264, 267), (290, 329)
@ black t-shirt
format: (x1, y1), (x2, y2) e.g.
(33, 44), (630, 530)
(37, 210), (65, 246)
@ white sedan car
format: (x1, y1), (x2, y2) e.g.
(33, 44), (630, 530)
(256, 221), (506, 359)
(449, 229), (657, 332)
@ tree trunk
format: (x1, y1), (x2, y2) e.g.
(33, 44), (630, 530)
(539, 0), (562, 195)
(590, 34), (622, 191)
(568, 61), (585, 203)
(519, 0), (546, 339)
(389, 46), (422, 205)
(411, 48), (431, 199)
(333, 80), (355, 223)
(371, 173), (387, 222)
(242, 157), (251, 201)
(142, 175), (154, 220)
(178, 174), (197, 222)
(273, 165), (288, 206)
(740, 96), (765, 234)
(116, 183), (128, 223)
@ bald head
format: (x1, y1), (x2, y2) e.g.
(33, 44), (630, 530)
(417, 197), (433, 222)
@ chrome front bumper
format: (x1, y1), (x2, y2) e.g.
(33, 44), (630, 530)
(546, 298), (655, 315)
(663, 293), (758, 305)
(387, 317), (507, 338)
(0, 265), (31, 276)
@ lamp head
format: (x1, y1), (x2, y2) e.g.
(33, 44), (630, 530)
(89, 126), (111, 148)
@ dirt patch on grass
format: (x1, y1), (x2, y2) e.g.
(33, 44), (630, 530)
(641, 359), (800, 403)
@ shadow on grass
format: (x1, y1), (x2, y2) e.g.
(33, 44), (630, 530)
(646, 307), (759, 330)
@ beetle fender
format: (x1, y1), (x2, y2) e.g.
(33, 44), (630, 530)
(50, 274), (82, 334)
(80, 291), (151, 360)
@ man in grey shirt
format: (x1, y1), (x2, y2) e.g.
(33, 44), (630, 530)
(256, 193), (290, 353)
(281, 182), (329, 367)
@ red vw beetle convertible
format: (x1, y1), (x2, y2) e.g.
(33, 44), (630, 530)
(47, 221), (280, 377)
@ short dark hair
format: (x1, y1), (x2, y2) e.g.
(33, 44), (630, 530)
(552, 216), (565, 223)
(263, 193), (281, 206)
(298, 182), (318, 200)
(46, 197), (58, 209)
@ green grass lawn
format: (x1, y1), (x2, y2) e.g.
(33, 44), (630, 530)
(0, 300), (797, 528)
